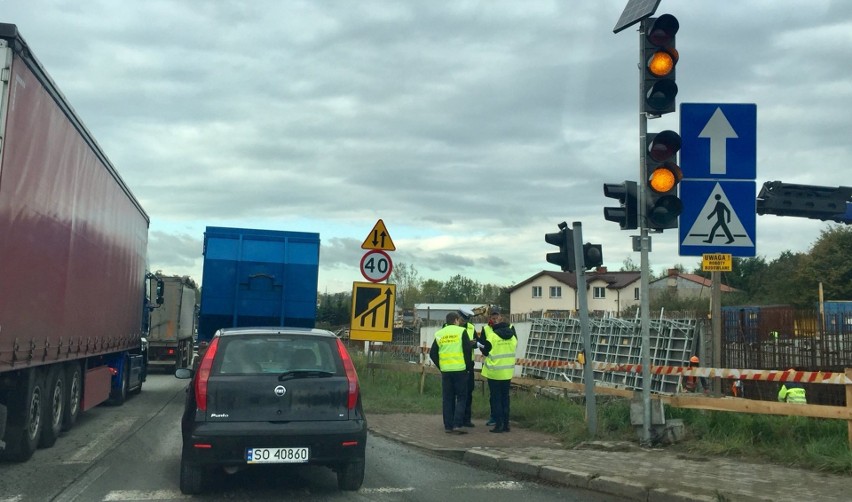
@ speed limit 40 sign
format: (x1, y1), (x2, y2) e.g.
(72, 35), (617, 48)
(360, 249), (393, 283)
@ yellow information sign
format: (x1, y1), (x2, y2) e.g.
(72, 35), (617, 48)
(360, 219), (396, 251)
(702, 253), (732, 272)
(349, 281), (396, 342)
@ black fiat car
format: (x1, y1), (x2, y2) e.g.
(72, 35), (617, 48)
(175, 327), (367, 494)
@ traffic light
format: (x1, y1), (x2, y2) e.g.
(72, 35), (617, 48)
(603, 181), (638, 230)
(641, 14), (679, 115)
(645, 130), (683, 230)
(544, 222), (575, 272)
(582, 243), (603, 269)
(757, 181), (852, 223)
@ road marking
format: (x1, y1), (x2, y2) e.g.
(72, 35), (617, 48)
(0, 496), (23, 502)
(62, 417), (137, 464)
(103, 490), (189, 500)
(359, 487), (416, 494)
(454, 481), (526, 490)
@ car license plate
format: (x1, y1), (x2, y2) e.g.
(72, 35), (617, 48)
(246, 447), (310, 464)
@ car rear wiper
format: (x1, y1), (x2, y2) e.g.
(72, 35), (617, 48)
(278, 370), (335, 381)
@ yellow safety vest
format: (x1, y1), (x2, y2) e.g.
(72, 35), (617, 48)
(778, 385), (807, 404)
(480, 325), (517, 380)
(435, 324), (466, 372)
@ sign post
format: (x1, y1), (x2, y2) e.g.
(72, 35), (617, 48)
(352, 219), (397, 342)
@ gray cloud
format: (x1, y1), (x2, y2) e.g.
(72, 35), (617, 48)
(5, 0), (850, 293)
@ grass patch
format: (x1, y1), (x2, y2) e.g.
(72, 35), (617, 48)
(355, 355), (852, 474)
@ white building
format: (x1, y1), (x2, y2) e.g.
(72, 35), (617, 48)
(508, 268), (641, 315)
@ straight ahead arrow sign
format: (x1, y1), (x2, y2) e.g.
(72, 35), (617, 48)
(699, 107), (738, 175)
(681, 103), (756, 181)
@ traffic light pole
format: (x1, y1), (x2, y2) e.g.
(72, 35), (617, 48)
(571, 222), (597, 436)
(638, 20), (652, 446)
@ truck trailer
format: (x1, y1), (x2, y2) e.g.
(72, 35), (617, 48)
(197, 227), (320, 346)
(147, 275), (198, 371)
(0, 23), (159, 461)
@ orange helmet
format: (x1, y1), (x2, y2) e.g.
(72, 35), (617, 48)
(689, 356), (700, 363)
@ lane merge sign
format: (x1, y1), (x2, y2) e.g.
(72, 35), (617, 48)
(679, 103), (757, 257)
(349, 281), (396, 342)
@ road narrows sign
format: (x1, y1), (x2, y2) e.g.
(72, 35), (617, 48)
(349, 282), (395, 342)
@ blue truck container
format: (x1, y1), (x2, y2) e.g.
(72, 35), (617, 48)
(197, 227), (320, 343)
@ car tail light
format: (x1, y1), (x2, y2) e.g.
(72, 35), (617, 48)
(336, 339), (359, 410)
(194, 336), (220, 411)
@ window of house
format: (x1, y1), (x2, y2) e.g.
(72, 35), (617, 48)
(549, 286), (562, 298)
(634, 287), (639, 300)
(532, 286), (542, 298)
(593, 287), (606, 299)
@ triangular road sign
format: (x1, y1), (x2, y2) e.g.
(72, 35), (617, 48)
(682, 183), (754, 248)
(361, 219), (396, 251)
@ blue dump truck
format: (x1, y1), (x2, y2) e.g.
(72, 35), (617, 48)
(197, 227), (321, 347)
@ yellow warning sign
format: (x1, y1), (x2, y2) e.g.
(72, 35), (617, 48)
(349, 281), (396, 342)
(360, 219), (396, 251)
(702, 253), (732, 272)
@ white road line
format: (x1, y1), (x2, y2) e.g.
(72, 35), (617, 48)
(103, 490), (189, 501)
(453, 481), (526, 490)
(62, 417), (138, 464)
(358, 487), (416, 494)
(0, 496), (24, 502)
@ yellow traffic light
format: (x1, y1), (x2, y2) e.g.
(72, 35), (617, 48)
(645, 131), (683, 230)
(648, 165), (680, 193)
(641, 14), (679, 115)
(647, 49), (676, 78)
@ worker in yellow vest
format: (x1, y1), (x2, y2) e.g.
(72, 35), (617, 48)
(479, 307), (517, 433)
(777, 369), (807, 404)
(429, 311), (473, 434)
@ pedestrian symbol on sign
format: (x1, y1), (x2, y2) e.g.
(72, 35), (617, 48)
(682, 183), (754, 248)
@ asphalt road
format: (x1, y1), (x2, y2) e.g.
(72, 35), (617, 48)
(0, 372), (618, 502)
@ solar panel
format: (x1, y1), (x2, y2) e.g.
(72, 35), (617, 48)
(613, 0), (661, 33)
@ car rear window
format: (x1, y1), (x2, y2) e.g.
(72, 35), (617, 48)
(213, 335), (339, 376)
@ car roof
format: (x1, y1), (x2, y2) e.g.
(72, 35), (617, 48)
(215, 327), (337, 338)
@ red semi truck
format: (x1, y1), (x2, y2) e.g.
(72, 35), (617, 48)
(0, 23), (161, 461)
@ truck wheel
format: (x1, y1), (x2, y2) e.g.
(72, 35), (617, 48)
(62, 362), (82, 431)
(0, 368), (44, 461)
(39, 366), (65, 448)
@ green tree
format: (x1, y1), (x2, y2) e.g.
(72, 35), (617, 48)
(620, 256), (639, 271)
(442, 274), (480, 303)
(390, 262), (422, 309)
(419, 279), (443, 303)
(797, 225), (852, 303)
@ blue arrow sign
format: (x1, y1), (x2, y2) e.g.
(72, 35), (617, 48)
(680, 103), (756, 180)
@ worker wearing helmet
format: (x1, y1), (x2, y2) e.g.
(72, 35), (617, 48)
(683, 355), (708, 393)
(777, 369), (807, 404)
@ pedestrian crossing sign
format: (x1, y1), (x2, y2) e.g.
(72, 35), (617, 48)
(679, 180), (756, 257)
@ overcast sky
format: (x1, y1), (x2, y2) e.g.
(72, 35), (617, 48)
(4, 1), (850, 293)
